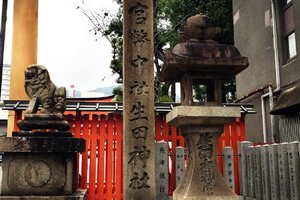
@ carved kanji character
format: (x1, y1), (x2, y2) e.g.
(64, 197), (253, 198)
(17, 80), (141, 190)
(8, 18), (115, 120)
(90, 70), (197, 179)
(160, 185), (165, 192)
(132, 126), (148, 140)
(159, 172), (166, 179)
(130, 29), (150, 47)
(197, 133), (213, 159)
(130, 101), (148, 121)
(160, 146), (166, 154)
(128, 2), (148, 24)
(138, 172), (150, 189)
(129, 172), (150, 189)
(130, 81), (149, 95)
(128, 145), (151, 168)
(130, 55), (149, 68)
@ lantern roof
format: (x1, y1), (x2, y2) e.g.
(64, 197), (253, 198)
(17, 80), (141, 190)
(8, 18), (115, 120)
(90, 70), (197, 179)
(158, 14), (248, 82)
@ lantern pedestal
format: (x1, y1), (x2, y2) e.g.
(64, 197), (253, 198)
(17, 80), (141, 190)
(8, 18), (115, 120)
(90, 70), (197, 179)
(167, 106), (240, 200)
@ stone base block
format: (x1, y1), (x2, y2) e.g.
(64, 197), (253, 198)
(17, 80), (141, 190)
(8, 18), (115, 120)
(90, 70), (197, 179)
(1, 153), (76, 196)
(0, 189), (87, 200)
(0, 134), (85, 197)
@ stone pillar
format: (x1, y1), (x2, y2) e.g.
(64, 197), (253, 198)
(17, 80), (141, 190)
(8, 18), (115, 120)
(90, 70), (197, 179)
(123, 0), (156, 199)
(167, 106), (240, 200)
(175, 146), (185, 187)
(260, 145), (271, 200)
(287, 142), (300, 200)
(267, 144), (280, 200)
(246, 146), (255, 198)
(277, 143), (290, 199)
(238, 141), (252, 196)
(156, 141), (169, 200)
(223, 147), (235, 191)
(8, 0), (39, 136)
(253, 146), (262, 200)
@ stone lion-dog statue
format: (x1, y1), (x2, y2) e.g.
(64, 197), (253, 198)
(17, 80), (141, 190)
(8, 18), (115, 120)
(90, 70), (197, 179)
(24, 64), (66, 114)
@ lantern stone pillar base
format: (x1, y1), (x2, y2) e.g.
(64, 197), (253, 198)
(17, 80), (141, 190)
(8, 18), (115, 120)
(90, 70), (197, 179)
(0, 132), (85, 198)
(167, 106), (240, 200)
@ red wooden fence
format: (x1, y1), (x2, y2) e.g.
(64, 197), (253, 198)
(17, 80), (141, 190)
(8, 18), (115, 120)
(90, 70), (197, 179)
(64, 113), (245, 199)
(66, 113), (124, 200)
(217, 116), (246, 194)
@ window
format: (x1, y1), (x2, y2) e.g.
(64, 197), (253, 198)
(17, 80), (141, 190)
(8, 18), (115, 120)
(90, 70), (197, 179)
(282, 0), (297, 60)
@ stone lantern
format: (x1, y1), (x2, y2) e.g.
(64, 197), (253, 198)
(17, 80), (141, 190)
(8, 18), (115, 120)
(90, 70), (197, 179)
(158, 15), (248, 200)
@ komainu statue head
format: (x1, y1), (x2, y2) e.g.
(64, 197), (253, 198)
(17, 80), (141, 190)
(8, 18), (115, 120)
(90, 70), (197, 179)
(24, 64), (66, 114)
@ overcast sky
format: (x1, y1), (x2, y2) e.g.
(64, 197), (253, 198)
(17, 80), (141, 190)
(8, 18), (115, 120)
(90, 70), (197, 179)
(4, 0), (119, 92)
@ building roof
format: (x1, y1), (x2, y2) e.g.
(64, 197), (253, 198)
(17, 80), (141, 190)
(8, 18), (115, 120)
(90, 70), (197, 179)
(270, 85), (300, 115)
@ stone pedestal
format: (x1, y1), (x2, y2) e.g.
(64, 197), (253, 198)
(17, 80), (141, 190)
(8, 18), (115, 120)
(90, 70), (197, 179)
(0, 132), (86, 199)
(167, 106), (240, 200)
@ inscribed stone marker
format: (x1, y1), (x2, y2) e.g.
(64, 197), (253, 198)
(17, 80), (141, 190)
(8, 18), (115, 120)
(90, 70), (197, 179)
(238, 141), (252, 196)
(287, 142), (300, 200)
(123, 0), (156, 199)
(267, 144), (280, 200)
(223, 147), (235, 190)
(175, 146), (185, 188)
(253, 146), (262, 200)
(246, 146), (255, 198)
(260, 145), (271, 200)
(155, 141), (169, 200)
(277, 143), (290, 200)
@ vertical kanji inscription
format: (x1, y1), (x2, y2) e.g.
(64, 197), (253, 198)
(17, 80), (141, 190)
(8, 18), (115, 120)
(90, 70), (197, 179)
(123, 0), (155, 199)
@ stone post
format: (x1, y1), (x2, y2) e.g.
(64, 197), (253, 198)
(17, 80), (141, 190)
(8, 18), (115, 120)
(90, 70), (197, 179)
(267, 144), (279, 200)
(238, 141), (252, 196)
(223, 147), (235, 191)
(246, 146), (255, 198)
(175, 146), (185, 188)
(156, 141), (169, 200)
(287, 141), (300, 200)
(260, 145), (271, 200)
(253, 146), (262, 200)
(277, 143), (290, 199)
(123, 0), (156, 199)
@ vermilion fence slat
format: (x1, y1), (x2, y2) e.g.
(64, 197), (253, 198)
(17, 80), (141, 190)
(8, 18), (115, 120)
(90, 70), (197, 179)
(115, 115), (123, 200)
(155, 114), (164, 141)
(89, 115), (98, 199)
(233, 120), (240, 194)
(97, 115), (106, 199)
(13, 110), (22, 132)
(170, 125), (177, 193)
(106, 116), (114, 200)
(81, 114), (89, 190)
